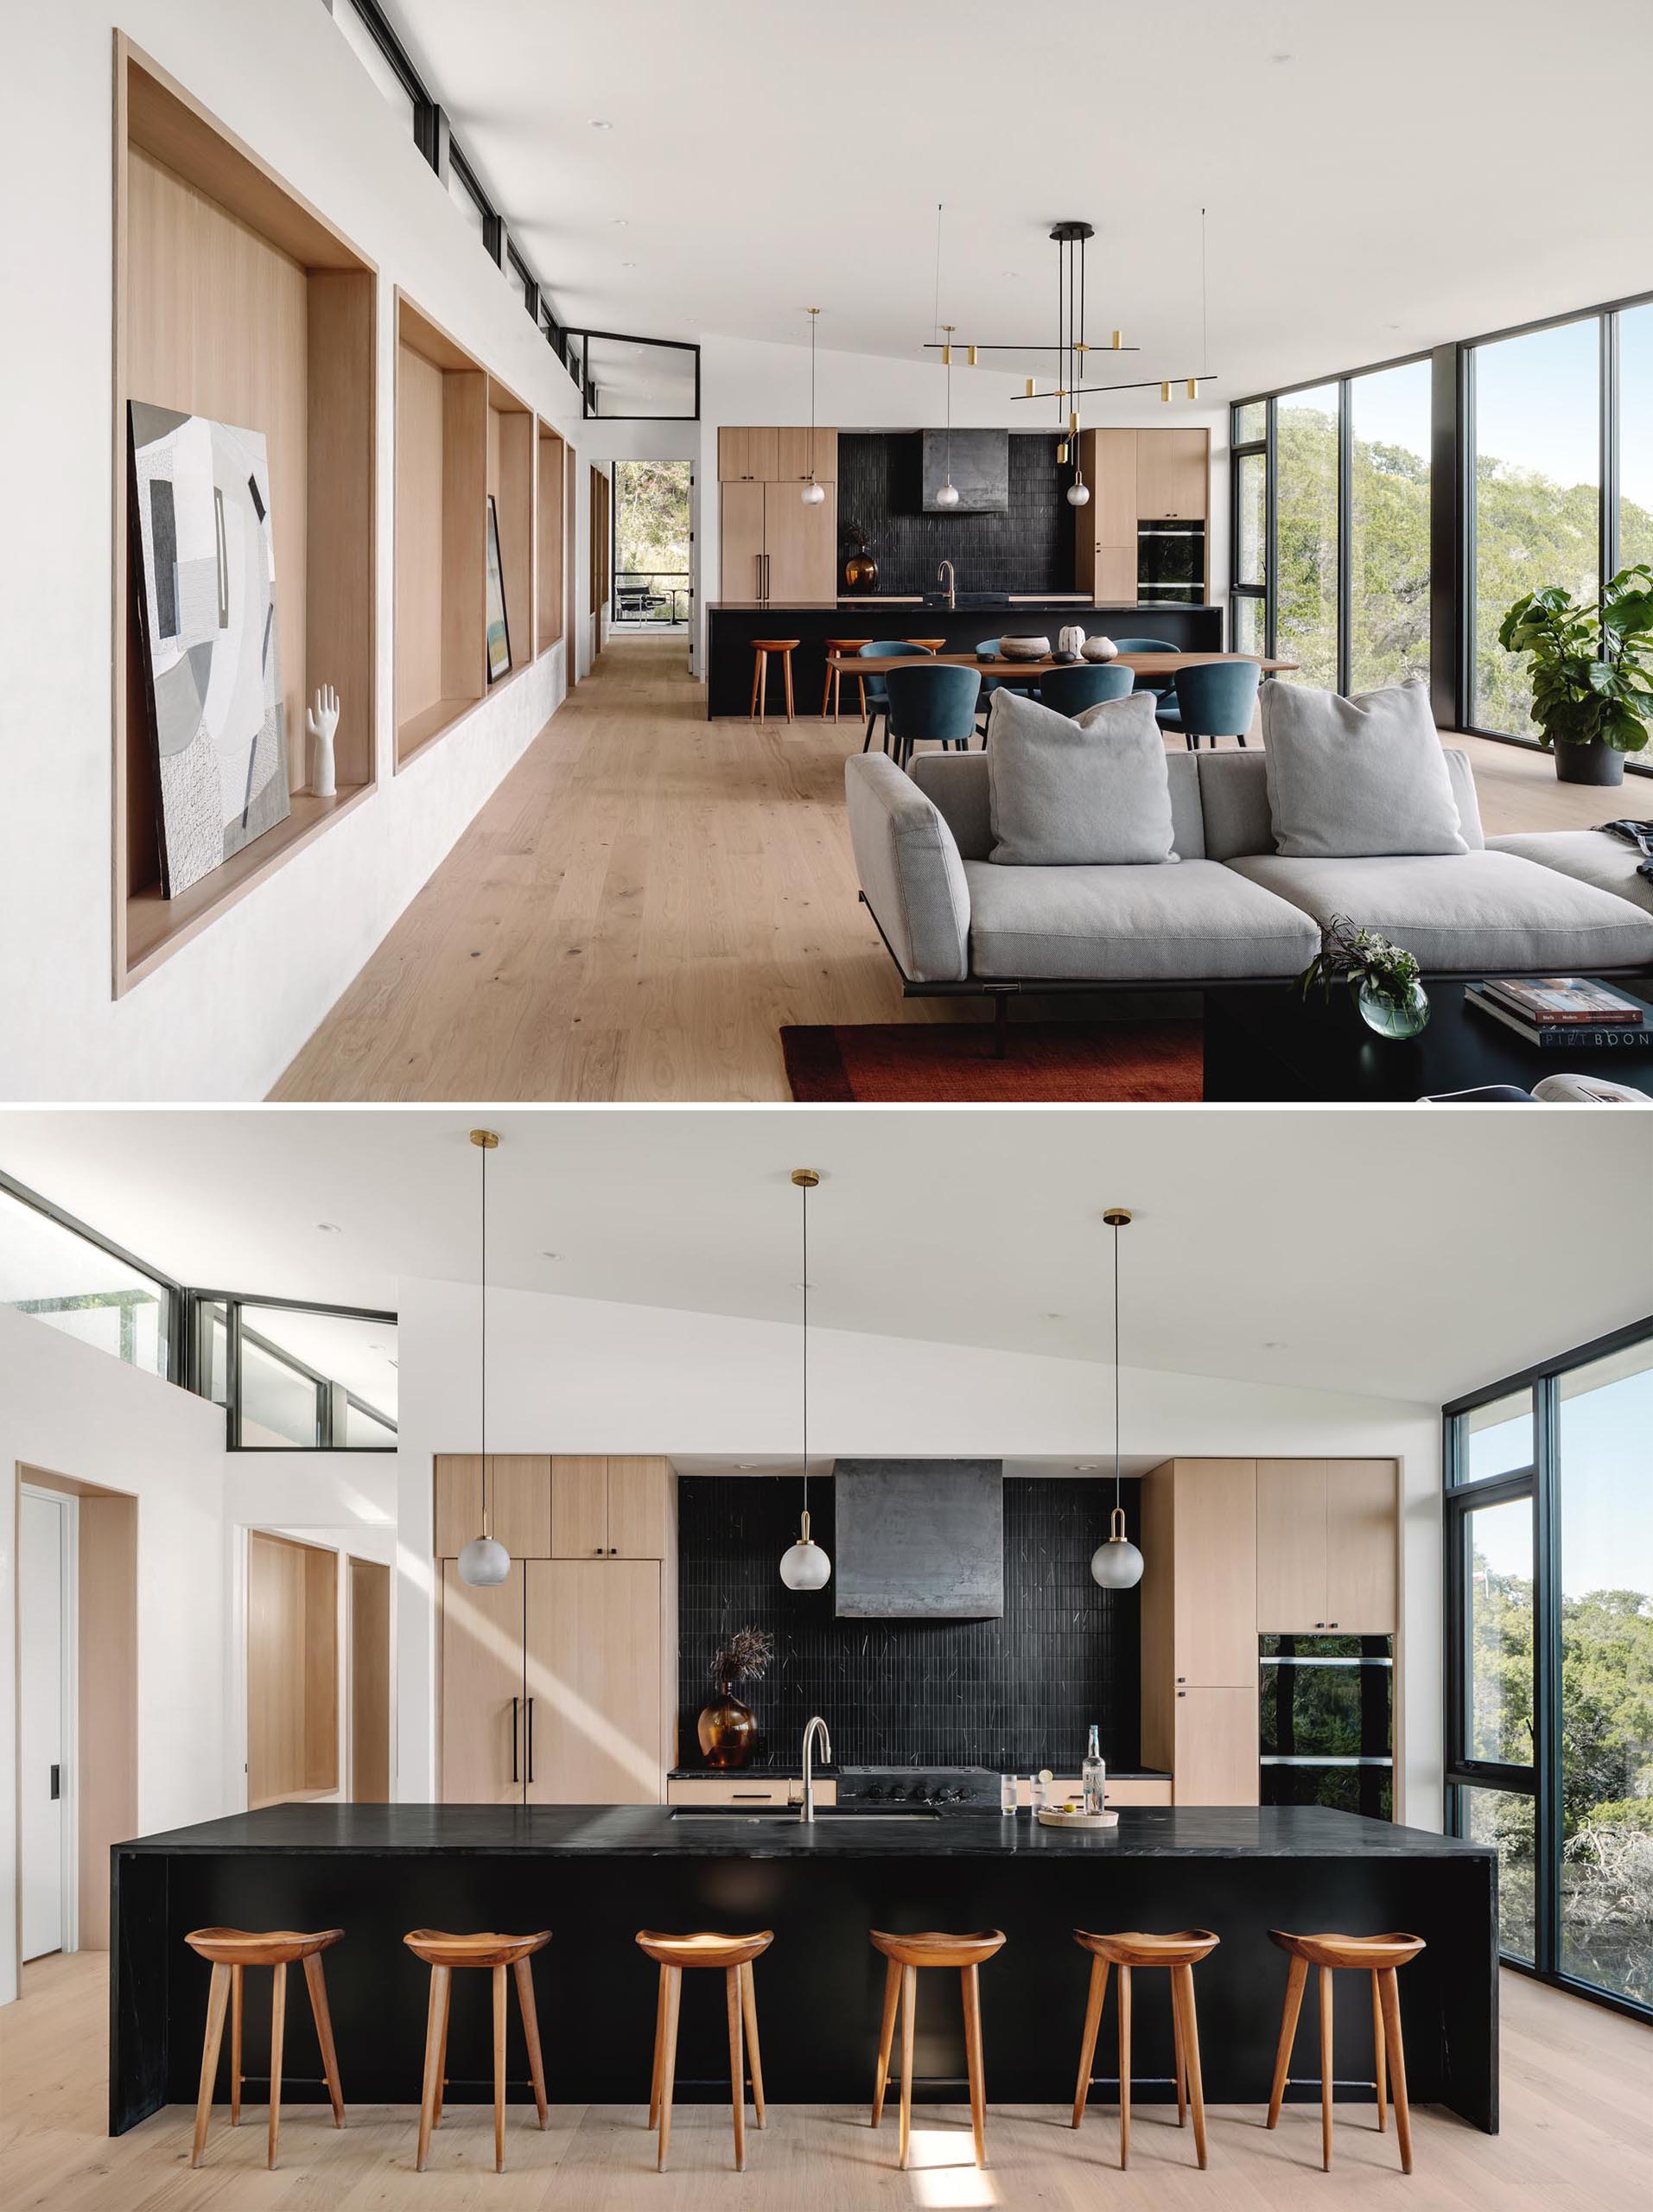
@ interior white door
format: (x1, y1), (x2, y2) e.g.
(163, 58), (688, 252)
(20, 1492), (67, 1961)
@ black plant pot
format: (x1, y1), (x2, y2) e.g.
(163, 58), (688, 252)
(1551, 737), (1625, 786)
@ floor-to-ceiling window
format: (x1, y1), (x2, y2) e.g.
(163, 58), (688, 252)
(1348, 359), (1433, 690)
(1620, 300), (1653, 569)
(1469, 318), (1601, 734)
(1274, 384), (1340, 687)
(1445, 1325), (1653, 2020)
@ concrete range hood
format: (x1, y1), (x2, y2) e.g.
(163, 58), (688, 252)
(833, 1459), (1004, 1618)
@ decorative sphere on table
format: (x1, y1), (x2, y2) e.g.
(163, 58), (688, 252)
(1081, 636), (1119, 662)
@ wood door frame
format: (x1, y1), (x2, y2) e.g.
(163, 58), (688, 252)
(346, 1553), (392, 1802)
(245, 1528), (340, 1807)
(16, 1484), (78, 1960)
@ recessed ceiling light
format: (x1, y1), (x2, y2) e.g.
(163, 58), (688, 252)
(611, 218), (630, 226)
(1077, 1463), (1099, 1471)
(1270, 50), (1294, 62)
(1041, 1312), (1064, 1322)
(736, 1462), (759, 1470)
(790, 1280), (817, 1291)
(316, 1222), (342, 1234)
(589, 118), (614, 130)
(1263, 1339), (1287, 1350)
(540, 1250), (563, 1261)
(620, 260), (637, 269)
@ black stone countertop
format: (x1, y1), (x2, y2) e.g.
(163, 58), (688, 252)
(664, 1764), (1173, 1781)
(118, 1802), (1490, 1862)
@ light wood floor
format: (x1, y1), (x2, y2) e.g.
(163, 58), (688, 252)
(2, 1951), (1647, 2209)
(272, 638), (1644, 1103)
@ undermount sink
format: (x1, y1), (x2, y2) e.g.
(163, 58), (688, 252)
(668, 1806), (942, 1823)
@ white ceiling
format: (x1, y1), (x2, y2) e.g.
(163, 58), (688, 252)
(384, 0), (1652, 404)
(2, 1109), (1646, 1408)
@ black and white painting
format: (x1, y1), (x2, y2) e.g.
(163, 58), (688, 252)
(129, 403), (290, 898)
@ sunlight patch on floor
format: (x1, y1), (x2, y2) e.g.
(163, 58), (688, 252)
(904, 2127), (999, 2206)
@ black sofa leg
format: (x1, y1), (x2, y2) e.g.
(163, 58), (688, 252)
(992, 995), (1010, 1060)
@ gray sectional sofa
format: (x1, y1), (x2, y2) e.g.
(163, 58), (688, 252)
(844, 747), (1653, 1007)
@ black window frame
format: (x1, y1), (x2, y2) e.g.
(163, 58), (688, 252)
(1443, 1315), (1653, 2024)
(0, 1169), (184, 1385)
(1231, 289), (1652, 776)
(191, 1290), (399, 1453)
(561, 328), (701, 423)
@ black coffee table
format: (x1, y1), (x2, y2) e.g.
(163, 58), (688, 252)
(1203, 979), (1653, 1102)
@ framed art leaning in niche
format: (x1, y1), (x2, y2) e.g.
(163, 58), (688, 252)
(128, 402), (291, 898)
(485, 493), (512, 683)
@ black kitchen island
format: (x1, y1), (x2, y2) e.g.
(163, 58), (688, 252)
(706, 599), (1226, 717)
(111, 1802), (1496, 2134)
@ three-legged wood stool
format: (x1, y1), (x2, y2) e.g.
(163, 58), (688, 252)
(748, 639), (799, 721)
(404, 1928), (550, 2173)
(184, 1925), (345, 2170)
(1071, 1928), (1219, 2170)
(1266, 1929), (1425, 2174)
(822, 637), (871, 721)
(869, 1928), (1007, 2171)
(635, 1929), (772, 2171)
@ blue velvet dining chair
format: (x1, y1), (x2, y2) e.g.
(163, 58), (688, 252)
(858, 640), (933, 753)
(1155, 657), (1261, 749)
(1035, 664), (1135, 716)
(975, 636), (1039, 730)
(884, 663), (982, 769)
(1109, 634), (1181, 709)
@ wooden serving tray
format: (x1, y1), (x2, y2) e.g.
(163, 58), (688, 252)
(1037, 1806), (1120, 1829)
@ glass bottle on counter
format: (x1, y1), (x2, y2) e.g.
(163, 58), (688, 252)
(1082, 1726), (1107, 1816)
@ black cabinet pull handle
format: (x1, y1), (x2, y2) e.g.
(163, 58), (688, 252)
(526, 1697), (536, 1785)
(511, 1696), (519, 1784)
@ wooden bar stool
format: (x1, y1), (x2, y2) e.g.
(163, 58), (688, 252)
(869, 1928), (1006, 2171)
(822, 636), (871, 721)
(906, 637), (949, 652)
(404, 1929), (550, 2174)
(184, 1925), (344, 2171)
(1071, 1928), (1218, 2171)
(635, 1929), (772, 2172)
(1266, 1929), (1425, 2174)
(748, 639), (799, 722)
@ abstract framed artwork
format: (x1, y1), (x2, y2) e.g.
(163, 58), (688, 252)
(128, 403), (291, 898)
(485, 492), (512, 683)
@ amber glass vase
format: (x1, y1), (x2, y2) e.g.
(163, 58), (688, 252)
(843, 550), (879, 593)
(696, 1686), (758, 1769)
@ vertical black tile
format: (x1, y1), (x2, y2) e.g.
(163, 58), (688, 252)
(836, 433), (1077, 600)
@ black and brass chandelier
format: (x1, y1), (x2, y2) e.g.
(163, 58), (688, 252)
(924, 216), (1217, 500)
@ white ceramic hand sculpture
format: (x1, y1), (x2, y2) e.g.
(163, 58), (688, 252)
(306, 685), (340, 798)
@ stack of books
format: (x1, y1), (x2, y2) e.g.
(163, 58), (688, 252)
(1465, 976), (1647, 1049)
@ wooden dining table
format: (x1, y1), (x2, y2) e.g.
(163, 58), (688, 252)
(824, 648), (1298, 678)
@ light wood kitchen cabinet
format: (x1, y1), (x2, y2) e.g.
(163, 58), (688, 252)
(552, 1454), (672, 1559)
(433, 1454), (552, 1560)
(1256, 1460), (1396, 1633)
(1171, 1688), (1258, 1807)
(720, 480), (837, 601)
(775, 424), (837, 481)
(718, 424), (779, 481)
(667, 1776), (838, 1807)
(1135, 427), (1209, 519)
(525, 1560), (662, 1802)
(440, 1560), (525, 1802)
(1075, 429), (1142, 605)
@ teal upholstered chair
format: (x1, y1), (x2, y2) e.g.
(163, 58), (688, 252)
(1155, 657), (1261, 749)
(884, 663), (982, 769)
(975, 636), (1038, 730)
(858, 639), (933, 753)
(1110, 634), (1180, 705)
(1035, 664), (1135, 716)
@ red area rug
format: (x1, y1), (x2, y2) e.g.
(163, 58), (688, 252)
(781, 1018), (1203, 1103)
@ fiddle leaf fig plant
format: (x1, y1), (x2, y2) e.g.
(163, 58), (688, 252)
(1497, 564), (1653, 753)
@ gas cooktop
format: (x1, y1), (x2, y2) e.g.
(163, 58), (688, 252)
(836, 1766), (1001, 1809)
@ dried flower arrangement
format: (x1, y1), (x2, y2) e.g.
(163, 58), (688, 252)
(710, 1626), (774, 1688)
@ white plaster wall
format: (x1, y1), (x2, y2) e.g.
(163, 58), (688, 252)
(0, 1), (588, 1103)
(391, 1278), (1441, 1829)
(0, 1302), (229, 2004)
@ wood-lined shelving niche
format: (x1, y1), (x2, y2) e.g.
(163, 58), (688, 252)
(394, 293), (486, 766)
(536, 421), (566, 654)
(486, 372), (534, 687)
(113, 36), (378, 994)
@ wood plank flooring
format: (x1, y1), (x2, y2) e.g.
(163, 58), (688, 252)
(3, 1951), (1647, 2209)
(271, 638), (1647, 1103)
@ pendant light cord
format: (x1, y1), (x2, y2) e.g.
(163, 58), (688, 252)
(1112, 1214), (1122, 1511)
(1200, 206), (1209, 375)
(800, 1174), (810, 1522)
(808, 309), (816, 480)
(480, 1136), (488, 1535)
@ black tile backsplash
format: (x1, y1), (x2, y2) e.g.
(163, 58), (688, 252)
(677, 1475), (1141, 1773)
(837, 432), (1077, 599)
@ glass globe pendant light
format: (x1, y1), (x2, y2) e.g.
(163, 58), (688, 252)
(934, 325), (961, 507)
(1090, 1205), (1145, 1591)
(801, 308), (827, 505)
(779, 1167), (831, 1591)
(457, 1128), (511, 1587)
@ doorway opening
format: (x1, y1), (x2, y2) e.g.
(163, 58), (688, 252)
(15, 1465), (138, 1961)
(612, 460), (692, 638)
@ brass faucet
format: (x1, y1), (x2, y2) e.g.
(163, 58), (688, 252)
(800, 1714), (833, 1823)
(938, 560), (957, 610)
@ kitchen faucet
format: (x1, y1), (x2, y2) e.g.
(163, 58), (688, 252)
(937, 559), (957, 610)
(799, 1713), (833, 1823)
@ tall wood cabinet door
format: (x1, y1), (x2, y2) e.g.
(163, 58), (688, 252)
(1171, 1460), (1257, 1686)
(745, 426), (779, 480)
(440, 1561), (524, 1803)
(608, 1457), (671, 1558)
(1095, 429), (1138, 545)
(525, 1561), (662, 1803)
(1173, 1687), (1259, 1806)
(433, 1455), (480, 1559)
(717, 426), (749, 480)
(1256, 1460), (1330, 1630)
(721, 480), (766, 599)
(489, 1457), (553, 1560)
(766, 480), (836, 600)
(551, 1456), (609, 1557)
(1326, 1461), (1397, 1632)
(1136, 428), (1209, 519)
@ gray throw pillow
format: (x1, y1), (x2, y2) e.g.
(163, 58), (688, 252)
(986, 687), (1177, 866)
(1261, 677), (1467, 857)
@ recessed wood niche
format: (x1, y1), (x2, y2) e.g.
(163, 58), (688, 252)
(112, 34), (378, 993)
(537, 421), (566, 653)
